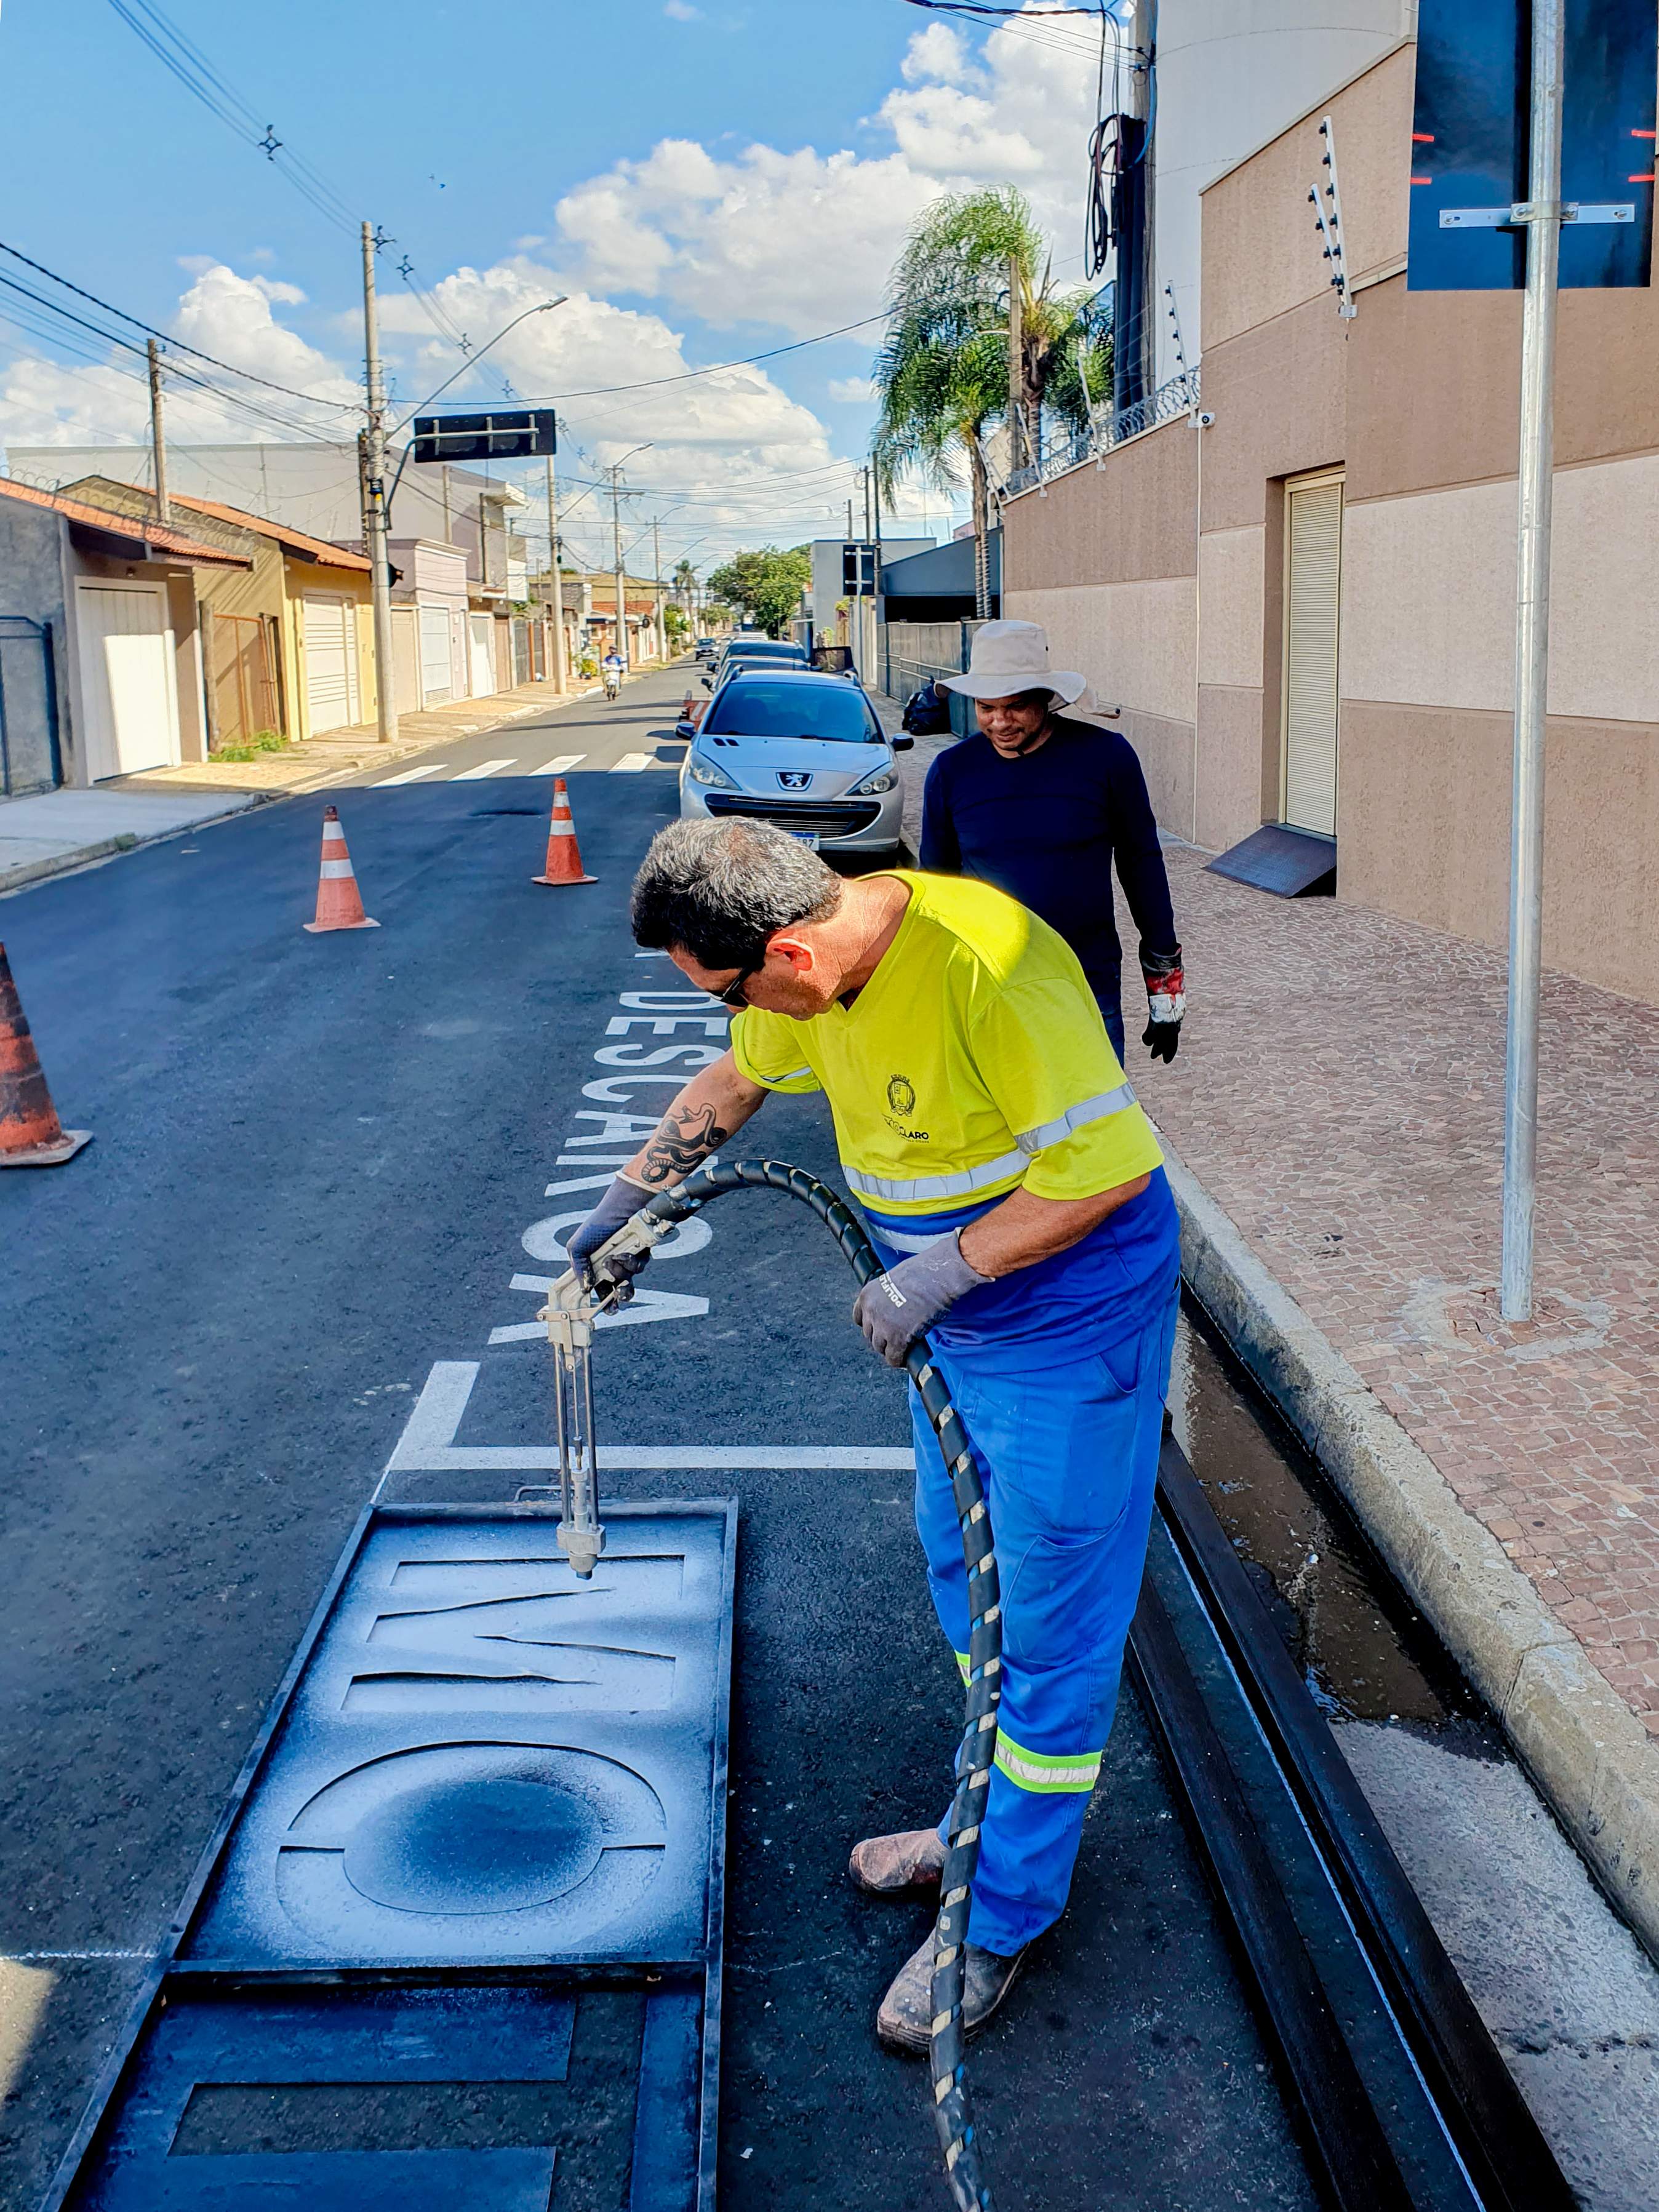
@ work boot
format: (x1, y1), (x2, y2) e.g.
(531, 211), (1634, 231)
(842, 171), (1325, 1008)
(849, 1826), (947, 1896)
(875, 1933), (1026, 2054)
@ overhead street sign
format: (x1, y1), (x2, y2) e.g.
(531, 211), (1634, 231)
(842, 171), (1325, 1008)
(1409, 0), (1655, 290)
(411, 408), (557, 463)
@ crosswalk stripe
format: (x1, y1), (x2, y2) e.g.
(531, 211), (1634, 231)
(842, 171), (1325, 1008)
(452, 757), (517, 780)
(611, 753), (652, 773)
(530, 754), (586, 775)
(647, 756), (678, 770)
(374, 763), (446, 786)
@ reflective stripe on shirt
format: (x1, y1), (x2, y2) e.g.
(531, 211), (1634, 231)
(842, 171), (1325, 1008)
(1015, 1082), (1137, 1154)
(844, 1082), (1138, 1207)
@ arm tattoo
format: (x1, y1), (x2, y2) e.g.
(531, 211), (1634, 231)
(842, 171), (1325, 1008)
(638, 1100), (730, 1188)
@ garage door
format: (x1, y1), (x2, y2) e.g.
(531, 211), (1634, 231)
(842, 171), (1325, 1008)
(1281, 473), (1343, 839)
(419, 604), (454, 704)
(76, 582), (178, 780)
(468, 612), (496, 698)
(302, 596), (362, 735)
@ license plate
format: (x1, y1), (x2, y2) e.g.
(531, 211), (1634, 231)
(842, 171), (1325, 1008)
(787, 831), (820, 850)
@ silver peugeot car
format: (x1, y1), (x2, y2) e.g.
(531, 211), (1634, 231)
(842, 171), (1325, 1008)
(677, 668), (911, 854)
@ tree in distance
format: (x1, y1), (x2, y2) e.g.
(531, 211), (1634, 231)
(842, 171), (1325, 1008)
(705, 546), (812, 638)
(873, 186), (1109, 618)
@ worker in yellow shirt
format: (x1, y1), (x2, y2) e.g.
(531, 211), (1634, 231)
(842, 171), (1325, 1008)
(568, 818), (1181, 2050)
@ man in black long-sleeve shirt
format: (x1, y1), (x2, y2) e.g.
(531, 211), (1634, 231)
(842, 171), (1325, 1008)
(922, 619), (1183, 1065)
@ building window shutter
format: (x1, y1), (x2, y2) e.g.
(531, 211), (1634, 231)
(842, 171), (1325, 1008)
(1282, 474), (1343, 839)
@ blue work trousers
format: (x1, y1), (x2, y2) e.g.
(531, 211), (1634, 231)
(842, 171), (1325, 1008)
(908, 1282), (1178, 1955)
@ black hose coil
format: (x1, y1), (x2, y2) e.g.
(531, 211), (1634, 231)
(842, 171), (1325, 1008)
(639, 1160), (1001, 2212)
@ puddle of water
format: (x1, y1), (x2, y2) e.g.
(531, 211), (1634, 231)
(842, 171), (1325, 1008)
(1168, 1304), (1487, 1730)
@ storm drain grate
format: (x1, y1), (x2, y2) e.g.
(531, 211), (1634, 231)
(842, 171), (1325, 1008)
(47, 1502), (735, 2212)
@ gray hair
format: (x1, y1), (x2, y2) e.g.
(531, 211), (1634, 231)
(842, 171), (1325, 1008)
(630, 818), (842, 971)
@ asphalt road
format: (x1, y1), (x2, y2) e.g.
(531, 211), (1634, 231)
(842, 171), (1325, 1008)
(1, 664), (1318, 2210)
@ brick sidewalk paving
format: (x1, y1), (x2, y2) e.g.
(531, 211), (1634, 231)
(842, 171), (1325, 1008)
(1145, 847), (1659, 1736)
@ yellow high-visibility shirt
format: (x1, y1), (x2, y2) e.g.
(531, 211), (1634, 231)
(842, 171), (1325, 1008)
(729, 870), (1162, 1220)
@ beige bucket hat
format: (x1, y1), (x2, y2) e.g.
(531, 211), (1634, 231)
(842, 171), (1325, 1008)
(937, 618), (1090, 706)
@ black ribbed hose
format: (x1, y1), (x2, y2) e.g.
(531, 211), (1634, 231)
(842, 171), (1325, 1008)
(636, 1160), (1001, 2212)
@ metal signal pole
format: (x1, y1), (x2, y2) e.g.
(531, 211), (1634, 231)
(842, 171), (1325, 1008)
(360, 220), (398, 745)
(1500, 0), (1565, 1322)
(1007, 250), (1025, 473)
(146, 340), (170, 525)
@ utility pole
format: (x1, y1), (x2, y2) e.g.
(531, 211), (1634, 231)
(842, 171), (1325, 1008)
(651, 515), (665, 663)
(146, 340), (170, 525)
(1007, 251), (1025, 474)
(1500, 0), (1565, 1322)
(861, 465), (873, 544)
(609, 465), (627, 671)
(360, 220), (398, 745)
(545, 450), (569, 694)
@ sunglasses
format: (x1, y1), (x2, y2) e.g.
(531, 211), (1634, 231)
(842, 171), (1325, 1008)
(714, 965), (757, 1009)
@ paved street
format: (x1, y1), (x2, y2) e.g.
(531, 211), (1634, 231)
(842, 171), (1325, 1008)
(1, 665), (1316, 2210)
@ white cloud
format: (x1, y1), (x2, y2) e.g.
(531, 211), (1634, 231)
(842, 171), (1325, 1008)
(900, 22), (981, 89)
(0, 262), (361, 452)
(377, 258), (844, 557)
(826, 375), (876, 404)
(547, 7), (1100, 335)
(663, 0), (702, 17)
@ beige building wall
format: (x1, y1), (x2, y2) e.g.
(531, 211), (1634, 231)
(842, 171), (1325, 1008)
(1004, 413), (1199, 836)
(1003, 35), (1659, 1007)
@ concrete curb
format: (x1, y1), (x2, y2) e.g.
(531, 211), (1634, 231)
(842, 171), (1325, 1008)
(1161, 1140), (1659, 1963)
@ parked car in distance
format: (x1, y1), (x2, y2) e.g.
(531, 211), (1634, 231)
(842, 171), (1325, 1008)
(678, 668), (913, 855)
(695, 636), (720, 663)
(701, 641), (809, 695)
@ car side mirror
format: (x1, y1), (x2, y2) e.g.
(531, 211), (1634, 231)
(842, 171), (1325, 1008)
(701, 676), (713, 690)
(675, 719), (696, 740)
(891, 733), (914, 751)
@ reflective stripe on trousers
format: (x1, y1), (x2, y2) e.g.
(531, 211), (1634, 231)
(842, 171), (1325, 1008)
(913, 1274), (1179, 1954)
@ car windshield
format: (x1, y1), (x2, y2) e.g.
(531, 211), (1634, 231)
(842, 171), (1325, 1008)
(703, 681), (882, 743)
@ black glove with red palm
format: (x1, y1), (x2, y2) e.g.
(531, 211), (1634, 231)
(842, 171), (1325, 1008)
(1141, 946), (1185, 1064)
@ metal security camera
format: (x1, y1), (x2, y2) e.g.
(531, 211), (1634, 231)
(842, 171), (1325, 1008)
(1196, 410), (1217, 428)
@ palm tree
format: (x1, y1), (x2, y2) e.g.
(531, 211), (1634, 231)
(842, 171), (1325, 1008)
(873, 188), (1110, 618)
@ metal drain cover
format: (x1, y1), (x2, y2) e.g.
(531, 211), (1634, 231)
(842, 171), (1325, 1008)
(48, 1502), (734, 2212)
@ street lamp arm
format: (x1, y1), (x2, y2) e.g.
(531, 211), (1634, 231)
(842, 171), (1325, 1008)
(389, 298), (568, 437)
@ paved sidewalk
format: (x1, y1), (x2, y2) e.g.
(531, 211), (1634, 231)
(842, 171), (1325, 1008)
(0, 785), (263, 896)
(1141, 845), (1659, 1940)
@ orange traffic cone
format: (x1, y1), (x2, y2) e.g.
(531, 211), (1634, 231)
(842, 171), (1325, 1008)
(532, 778), (597, 887)
(0, 943), (91, 1167)
(304, 805), (380, 933)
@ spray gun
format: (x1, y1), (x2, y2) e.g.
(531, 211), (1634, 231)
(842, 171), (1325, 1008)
(536, 1205), (680, 1578)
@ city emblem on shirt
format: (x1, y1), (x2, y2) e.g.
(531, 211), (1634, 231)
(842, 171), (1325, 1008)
(884, 1074), (929, 1140)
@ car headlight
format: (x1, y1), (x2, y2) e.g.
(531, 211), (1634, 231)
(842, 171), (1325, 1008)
(686, 751), (738, 789)
(847, 763), (897, 795)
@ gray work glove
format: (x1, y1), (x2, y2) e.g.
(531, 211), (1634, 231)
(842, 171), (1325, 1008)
(852, 1232), (991, 1368)
(567, 1173), (654, 1293)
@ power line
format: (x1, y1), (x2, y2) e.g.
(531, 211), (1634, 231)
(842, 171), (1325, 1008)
(105, 0), (360, 234)
(0, 240), (362, 412)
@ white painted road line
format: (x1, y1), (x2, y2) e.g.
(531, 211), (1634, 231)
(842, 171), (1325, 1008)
(647, 756), (679, 770)
(383, 1361), (914, 1474)
(530, 753), (586, 775)
(610, 753), (652, 773)
(374, 763), (446, 786)
(452, 757), (517, 780)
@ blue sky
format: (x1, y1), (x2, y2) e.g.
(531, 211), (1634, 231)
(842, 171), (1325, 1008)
(0, 1), (1109, 570)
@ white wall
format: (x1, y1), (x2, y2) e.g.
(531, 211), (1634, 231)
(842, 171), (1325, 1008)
(1151, 0), (1412, 387)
